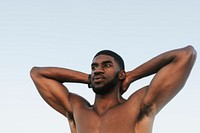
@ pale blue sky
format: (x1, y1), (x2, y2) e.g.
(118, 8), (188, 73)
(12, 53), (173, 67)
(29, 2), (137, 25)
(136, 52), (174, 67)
(0, 0), (199, 133)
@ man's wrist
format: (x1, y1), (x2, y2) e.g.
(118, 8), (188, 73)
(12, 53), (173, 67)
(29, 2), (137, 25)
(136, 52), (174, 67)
(126, 71), (136, 83)
(88, 74), (92, 88)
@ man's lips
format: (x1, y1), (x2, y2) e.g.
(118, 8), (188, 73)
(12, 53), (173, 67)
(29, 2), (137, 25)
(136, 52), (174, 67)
(92, 76), (105, 82)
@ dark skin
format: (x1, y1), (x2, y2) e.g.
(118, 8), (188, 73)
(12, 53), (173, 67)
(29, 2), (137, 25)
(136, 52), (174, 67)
(30, 45), (196, 133)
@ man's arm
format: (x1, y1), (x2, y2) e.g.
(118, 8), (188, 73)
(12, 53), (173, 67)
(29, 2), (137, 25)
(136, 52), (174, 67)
(30, 67), (89, 117)
(123, 45), (197, 115)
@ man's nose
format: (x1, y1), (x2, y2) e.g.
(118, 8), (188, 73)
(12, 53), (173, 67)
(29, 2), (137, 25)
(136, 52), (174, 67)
(94, 66), (104, 75)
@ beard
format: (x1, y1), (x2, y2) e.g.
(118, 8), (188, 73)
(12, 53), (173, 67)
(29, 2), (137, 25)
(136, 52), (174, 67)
(92, 73), (119, 95)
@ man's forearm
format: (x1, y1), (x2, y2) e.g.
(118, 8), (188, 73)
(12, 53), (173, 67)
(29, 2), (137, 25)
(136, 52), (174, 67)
(128, 45), (196, 82)
(31, 67), (89, 84)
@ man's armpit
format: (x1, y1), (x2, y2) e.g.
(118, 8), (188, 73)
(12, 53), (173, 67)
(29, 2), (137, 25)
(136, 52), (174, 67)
(138, 103), (154, 121)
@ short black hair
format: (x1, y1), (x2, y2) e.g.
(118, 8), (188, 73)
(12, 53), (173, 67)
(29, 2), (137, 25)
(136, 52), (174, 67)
(94, 50), (125, 70)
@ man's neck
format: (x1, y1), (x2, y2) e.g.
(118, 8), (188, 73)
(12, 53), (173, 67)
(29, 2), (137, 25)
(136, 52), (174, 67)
(93, 89), (122, 116)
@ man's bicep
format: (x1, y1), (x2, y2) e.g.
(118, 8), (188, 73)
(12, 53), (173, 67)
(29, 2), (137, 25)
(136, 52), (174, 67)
(143, 56), (194, 114)
(32, 75), (73, 117)
(131, 46), (197, 115)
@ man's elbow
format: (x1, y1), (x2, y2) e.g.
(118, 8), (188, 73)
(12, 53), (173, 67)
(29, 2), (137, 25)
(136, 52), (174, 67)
(183, 45), (197, 64)
(30, 67), (40, 79)
(185, 45), (197, 55)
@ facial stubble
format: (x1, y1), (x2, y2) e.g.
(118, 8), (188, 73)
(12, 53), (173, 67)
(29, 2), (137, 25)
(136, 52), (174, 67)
(92, 72), (119, 95)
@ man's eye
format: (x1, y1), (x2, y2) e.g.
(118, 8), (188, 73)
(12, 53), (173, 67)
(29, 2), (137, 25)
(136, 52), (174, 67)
(91, 66), (97, 70)
(105, 64), (111, 67)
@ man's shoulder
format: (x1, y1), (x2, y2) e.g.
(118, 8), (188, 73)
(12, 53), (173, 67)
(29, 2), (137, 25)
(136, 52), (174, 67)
(70, 93), (91, 107)
(127, 86), (157, 120)
(127, 86), (148, 102)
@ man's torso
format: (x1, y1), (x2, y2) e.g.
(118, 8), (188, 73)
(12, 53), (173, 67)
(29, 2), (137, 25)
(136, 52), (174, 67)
(68, 87), (155, 133)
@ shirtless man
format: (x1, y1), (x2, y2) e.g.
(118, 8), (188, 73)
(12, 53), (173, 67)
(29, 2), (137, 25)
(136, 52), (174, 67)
(30, 45), (196, 133)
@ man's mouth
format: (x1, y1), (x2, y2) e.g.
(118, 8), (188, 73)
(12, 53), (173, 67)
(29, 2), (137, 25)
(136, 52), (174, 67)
(93, 76), (105, 82)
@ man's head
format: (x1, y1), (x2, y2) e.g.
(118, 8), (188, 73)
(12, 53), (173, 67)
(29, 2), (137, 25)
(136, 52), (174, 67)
(90, 50), (125, 95)
(94, 50), (125, 71)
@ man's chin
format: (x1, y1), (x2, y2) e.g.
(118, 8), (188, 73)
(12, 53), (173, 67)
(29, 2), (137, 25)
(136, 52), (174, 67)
(92, 86), (107, 95)
(92, 85), (114, 95)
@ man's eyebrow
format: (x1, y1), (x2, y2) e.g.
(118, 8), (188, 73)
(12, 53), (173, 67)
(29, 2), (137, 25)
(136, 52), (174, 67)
(91, 60), (113, 66)
(91, 62), (97, 66)
(102, 60), (113, 64)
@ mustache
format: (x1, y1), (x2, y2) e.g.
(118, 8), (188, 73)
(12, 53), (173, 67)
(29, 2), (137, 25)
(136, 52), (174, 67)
(92, 74), (106, 80)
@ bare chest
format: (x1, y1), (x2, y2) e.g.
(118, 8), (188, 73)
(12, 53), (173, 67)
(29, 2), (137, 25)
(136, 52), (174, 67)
(70, 107), (140, 133)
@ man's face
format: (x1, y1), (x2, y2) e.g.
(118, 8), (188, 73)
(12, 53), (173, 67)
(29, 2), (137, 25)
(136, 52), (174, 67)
(91, 55), (120, 95)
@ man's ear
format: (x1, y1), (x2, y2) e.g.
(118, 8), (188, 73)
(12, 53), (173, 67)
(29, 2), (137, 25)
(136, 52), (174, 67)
(118, 70), (126, 80)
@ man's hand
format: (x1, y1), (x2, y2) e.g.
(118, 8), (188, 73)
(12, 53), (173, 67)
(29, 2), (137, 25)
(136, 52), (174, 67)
(121, 71), (133, 94)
